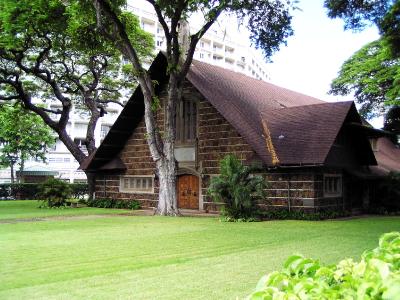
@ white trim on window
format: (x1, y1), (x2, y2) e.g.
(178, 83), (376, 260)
(323, 174), (342, 198)
(119, 175), (154, 194)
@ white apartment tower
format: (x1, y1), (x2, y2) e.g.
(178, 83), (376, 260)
(129, 1), (269, 81)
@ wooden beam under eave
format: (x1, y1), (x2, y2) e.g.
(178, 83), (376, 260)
(109, 129), (131, 134)
(101, 144), (121, 148)
(92, 158), (110, 161)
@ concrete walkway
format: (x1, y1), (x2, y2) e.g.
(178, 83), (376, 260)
(0, 209), (219, 224)
(131, 208), (219, 217)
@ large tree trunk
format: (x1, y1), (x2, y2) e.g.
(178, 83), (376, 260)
(57, 128), (95, 199)
(139, 72), (181, 216)
(153, 75), (181, 215)
(155, 158), (178, 215)
(86, 172), (96, 200)
(18, 159), (25, 184)
(10, 162), (15, 184)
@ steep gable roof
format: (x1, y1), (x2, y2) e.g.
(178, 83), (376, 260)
(261, 102), (356, 166)
(82, 53), (373, 171)
(82, 53), (168, 171)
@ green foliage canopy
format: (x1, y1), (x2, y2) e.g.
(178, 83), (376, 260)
(325, 0), (400, 119)
(324, 0), (400, 57)
(384, 106), (400, 137)
(0, 0), (153, 161)
(0, 104), (54, 171)
(329, 40), (400, 118)
(132, 0), (295, 60)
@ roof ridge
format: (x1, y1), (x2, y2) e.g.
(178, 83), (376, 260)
(260, 100), (353, 115)
(192, 59), (324, 103)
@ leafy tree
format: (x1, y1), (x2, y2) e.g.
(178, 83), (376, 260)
(329, 40), (400, 118)
(384, 106), (400, 141)
(208, 155), (267, 220)
(325, 0), (400, 118)
(324, 0), (400, 56)
(90, 0), (295, 215)
(0, 104), (55, 183)
(0, 0), (153, 191)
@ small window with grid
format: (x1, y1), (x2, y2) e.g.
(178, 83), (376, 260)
(323, 174), (342, 197)
(120, 176), (154, 193)
(175, 98), (197, 145)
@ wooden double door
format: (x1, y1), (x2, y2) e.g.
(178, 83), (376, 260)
(177, 175), (199, 209)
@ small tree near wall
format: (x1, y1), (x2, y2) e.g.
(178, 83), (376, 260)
(208, 155), (267, 220)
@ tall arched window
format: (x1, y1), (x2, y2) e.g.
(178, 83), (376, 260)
(176, 98), (197, 145)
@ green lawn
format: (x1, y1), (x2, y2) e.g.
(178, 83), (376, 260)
(1, 201), (399, 299)
(0, 200), (133, 220)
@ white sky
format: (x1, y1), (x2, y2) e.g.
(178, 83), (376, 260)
(266, 1), (379, 102)
(263, 2), (382, 127)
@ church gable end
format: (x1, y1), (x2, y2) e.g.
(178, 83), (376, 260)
(95, 79), (255, 209)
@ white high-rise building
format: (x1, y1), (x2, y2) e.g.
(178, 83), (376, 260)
(129, 1), (270, 81)
(0, 2), (270, 183)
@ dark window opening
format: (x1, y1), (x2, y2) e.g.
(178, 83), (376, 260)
(175, 98), (197, 144)
(324, 175), (342, 197)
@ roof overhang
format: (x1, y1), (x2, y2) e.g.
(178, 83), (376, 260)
(81, 52), (168, 171)
(346, 122), (389, 138)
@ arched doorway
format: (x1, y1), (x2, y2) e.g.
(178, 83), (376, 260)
(177, 174), (199, 209)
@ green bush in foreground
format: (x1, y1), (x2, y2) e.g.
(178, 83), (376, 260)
(38, 178), (72, 207)
(248, 232), (400, 300)
(208, 155), (267, 220)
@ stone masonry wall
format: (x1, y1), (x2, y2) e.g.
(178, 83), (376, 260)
(258, 170), (344, 213)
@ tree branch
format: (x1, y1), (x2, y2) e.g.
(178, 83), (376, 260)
(0, 94), (20, 101)
(146, 0), (172, 56)
(92, 0), (164, 161)
(34, 34), (52, 70)
(12, 50), (71, 115)
(171, 0), (187, 66)
(93, 0), (147, 79)
(178, 5), (224, 82)
(96, 98), (125, 107)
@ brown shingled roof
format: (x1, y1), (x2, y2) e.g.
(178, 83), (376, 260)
(372, 137), (400, 175)
(260, 102), (355, 165)
(83, 52), (375, 171)
(187, 60), (324, 166)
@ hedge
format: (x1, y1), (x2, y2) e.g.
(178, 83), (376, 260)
(86, 198), (141, 210)
(0, 183), (88, 200)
